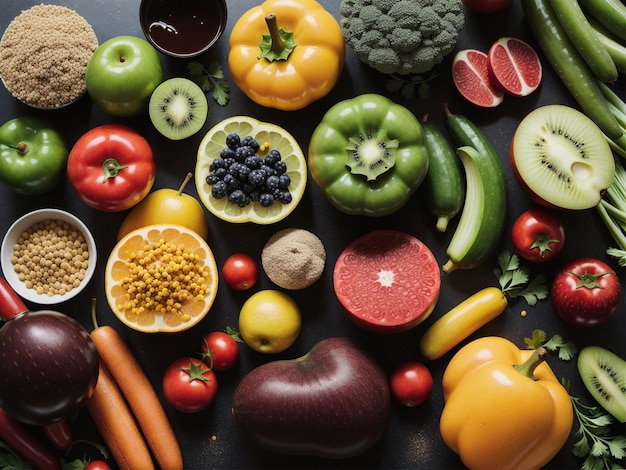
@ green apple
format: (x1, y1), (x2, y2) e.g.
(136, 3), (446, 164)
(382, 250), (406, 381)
(85, 36), (163, 117)
(117, 173), (209, 240)
(0, 117), (68, 195)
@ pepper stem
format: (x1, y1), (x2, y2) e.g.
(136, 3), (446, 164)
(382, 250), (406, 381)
(15, 142), (28, 154)
(513, 346), (548, 381)
(101, 158), (128, 183)
(265, 14), (284, 53)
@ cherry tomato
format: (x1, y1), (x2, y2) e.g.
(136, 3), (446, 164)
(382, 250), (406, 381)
(67, 124), (156, 212)
(511, 208), (565, 263)
(162, 357), (218, 413)
(461, 0), (513, 13)
(84, 460), (112, 470)
(222, 253), (259, 291)
(200, 330), (241, 371)
(551, 258), (622, 327)
(389, 361), (433, 407)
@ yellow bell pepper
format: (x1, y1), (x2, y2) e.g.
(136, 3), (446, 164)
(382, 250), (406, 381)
(440, 336), (573, 470)
(228, 0), (345, 111)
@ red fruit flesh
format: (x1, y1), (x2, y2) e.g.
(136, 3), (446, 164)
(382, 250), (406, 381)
(333, 230), (440, 334)
(488, 37), (542, 96)
(452, 49), (504, 107)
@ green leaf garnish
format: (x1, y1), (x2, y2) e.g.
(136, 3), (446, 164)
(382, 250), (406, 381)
(523, 329), (577, 361)
(187, 60), (230, 106)
(493, 251), (548, 306)
(385, 71), (440, 100)
(562, 379), (626, 470)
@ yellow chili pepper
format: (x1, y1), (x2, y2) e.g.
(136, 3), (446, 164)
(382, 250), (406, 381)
(228, 0), (345, 111)
(440, 336), (573, 470)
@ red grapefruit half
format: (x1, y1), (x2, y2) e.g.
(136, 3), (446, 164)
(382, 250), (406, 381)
(452, 49), (504, 108)
(488, 37), (542, 97)
(333, 230), (440, 334)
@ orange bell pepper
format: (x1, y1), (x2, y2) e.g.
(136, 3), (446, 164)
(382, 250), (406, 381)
(228, 0), (345, 111)
(440, 336), (573, 470)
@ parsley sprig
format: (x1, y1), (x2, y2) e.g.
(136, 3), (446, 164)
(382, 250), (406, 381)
(494, 252), (548, 306)
(524, 330), (626, 469)
(188, 60), (230, 106)
(565, 379), (626, 470)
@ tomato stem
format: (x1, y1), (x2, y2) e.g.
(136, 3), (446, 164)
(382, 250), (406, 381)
(102, 158), (128, 183)
(566, 270), (613, 289)
(513, 346), (548, 381)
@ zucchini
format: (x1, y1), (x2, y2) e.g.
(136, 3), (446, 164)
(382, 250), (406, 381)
(522, 0), (623, 140)
(578, 0), (626, 42)
(421, 116), (464, 232)
(549, 0), (618, 83)
(419, 287), (507, 360)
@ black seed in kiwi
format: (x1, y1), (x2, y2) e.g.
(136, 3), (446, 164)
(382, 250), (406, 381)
(149, 77), (208, 140)
(510, 104), (615, 210)
(577, 345), (626, 423)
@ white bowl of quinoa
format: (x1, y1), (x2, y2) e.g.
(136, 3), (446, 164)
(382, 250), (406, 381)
(1, 209), (97, 305)
(0, 4), (99, 109)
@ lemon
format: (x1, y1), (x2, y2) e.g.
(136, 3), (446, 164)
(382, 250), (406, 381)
(195, 116), (307, 224)
(105, 224), (218, 333)
(238, 290), (302, 354)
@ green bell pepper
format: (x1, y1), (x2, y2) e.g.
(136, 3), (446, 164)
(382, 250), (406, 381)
(308, 94), (428, 216)
(0, 117), (68, 195)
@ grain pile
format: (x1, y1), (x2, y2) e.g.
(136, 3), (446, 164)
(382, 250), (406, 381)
(0, 4), (98, 108)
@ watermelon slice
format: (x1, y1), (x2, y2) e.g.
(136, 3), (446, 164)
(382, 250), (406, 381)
(333, 230), (440, 334)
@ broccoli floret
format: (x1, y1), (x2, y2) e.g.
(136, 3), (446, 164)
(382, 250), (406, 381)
(340, 0), (465, 75)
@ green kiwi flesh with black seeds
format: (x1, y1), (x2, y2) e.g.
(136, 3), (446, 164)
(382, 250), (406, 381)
(577, 345), (626, 423)
(149, 77), (208, 141)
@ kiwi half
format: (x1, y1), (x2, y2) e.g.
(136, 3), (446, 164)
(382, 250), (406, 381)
(510, 104), (615, 210)
(577, 345), (626, 423)
(149, 77), (208, 140)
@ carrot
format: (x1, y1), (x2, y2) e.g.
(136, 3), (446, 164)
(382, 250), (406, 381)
(90, 301), (183, 470)
(86, 363), (155, 470)
(0, 407), (60, 470)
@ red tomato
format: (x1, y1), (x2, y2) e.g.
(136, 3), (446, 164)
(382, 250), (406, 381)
(461, 0), (513, 13)
(222, 253), (259, 291)
(389, 361), (433, 407)
(511, 208), (565, 263)
(551, 258), (622, 327)
(200, 330), (240, 371)
(163, 357), (218, 413)
(67, 124), (156, 212)
(84, 461), (112, 470)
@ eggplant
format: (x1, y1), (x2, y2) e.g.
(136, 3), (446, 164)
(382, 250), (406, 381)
(0, 278), (99, 425)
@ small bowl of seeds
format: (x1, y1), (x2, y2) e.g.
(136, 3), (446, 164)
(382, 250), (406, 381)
(1, 209), (97, 305)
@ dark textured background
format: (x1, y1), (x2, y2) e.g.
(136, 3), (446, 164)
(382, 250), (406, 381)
(0, 1), (624, 468)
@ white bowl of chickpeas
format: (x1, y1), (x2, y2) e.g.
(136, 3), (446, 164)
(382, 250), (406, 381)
(1, 209), (97, 305)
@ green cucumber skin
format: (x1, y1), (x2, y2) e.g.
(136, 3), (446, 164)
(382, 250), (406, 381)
(444, 115), (507, 271)
(549, 0), (618, 82)
(421, 121), (464, 232)
(522, 0), (623, 140)
(578, 0), (626, 41)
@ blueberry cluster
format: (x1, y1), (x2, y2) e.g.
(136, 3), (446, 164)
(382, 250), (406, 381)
(205, 133), (292, 208)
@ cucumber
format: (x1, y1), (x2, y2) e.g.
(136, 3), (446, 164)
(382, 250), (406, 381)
(549, 0), (618, 83)
(522, 0), (623, 140)
(589, 18), (626, 74)
(578, 0), (626, 42)
(442, 145), (507, 273)
(421, 116), (464, 232)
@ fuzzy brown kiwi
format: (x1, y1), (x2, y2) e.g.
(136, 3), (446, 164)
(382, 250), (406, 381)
(149, 77), (208, 141)
(577, 345), (626, 423)
(510, 105), (615, 210)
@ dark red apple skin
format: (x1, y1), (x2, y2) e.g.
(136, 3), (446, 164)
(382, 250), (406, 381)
(0, 311), (99, 425)
(232, 337), (390, 459)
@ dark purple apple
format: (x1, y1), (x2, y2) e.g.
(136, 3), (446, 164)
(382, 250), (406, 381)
(232, 337), (390, 459)
(0, 279), (99, 425)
